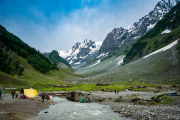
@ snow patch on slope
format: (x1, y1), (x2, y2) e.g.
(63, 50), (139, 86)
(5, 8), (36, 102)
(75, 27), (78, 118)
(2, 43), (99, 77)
(147, 23), (156, 31)
(161, 29), (171, 34)
(97, 52), (109, 58)
(85, 59), (101, 69)
(89, 41), (102, 54)
(116, 55), (126, 67)
(58, 50), (72, 58)
(108, 55), (126, 67)
(143, 40), (178, 58)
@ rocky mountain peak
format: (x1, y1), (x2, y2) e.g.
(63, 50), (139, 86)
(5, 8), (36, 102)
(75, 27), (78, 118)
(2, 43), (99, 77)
(99, 0), (179, 54)
(58, 39), (102, 67)
(72, 42), (81, 52)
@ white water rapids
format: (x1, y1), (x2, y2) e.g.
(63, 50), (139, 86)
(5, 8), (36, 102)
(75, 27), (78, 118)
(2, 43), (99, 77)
(35, 97), (132, 120)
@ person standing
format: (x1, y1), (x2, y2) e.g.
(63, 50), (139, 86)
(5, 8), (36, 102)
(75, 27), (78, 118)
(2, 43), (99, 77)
(42, 93), (45, 103)
(117, 89), (119, 93)
(20, 88), (24, 94)
(0, 89), (2, 100)
(20, 88), (24, 98)
(46, 93), (51, 101)
(11, 90), (16, 98)
(115, 89), (116, 94)
(15, 91), (18, 98)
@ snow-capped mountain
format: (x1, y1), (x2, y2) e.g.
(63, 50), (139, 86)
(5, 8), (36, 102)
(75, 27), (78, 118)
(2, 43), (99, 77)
(99, 0), (180, 54)
(57, 0), (179, 69)
(58, 39), (102, 68)
(58, 50), (72, 59)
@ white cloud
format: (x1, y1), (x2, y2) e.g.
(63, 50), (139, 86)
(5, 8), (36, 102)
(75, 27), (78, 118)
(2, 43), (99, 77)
(0, 0), (160, 52)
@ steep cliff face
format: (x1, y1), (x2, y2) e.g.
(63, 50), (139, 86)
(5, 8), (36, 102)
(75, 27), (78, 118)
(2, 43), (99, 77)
(99, 0), (180, 54)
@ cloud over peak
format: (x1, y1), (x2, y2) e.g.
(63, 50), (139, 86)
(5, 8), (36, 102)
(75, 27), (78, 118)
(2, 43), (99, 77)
(0, 0), (159, 52)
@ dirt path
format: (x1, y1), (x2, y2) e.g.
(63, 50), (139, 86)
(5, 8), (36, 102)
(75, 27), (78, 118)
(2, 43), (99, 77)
(89, 89), (177, 101)
(0, 94), (50, 120)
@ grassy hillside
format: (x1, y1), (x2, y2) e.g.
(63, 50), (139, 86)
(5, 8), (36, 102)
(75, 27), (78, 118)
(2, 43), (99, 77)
(76, 44), (180, 84)
(76, 27), (180, 84)
(76, 55), (124, 76)
(0, 25), (84, 91)
(0, 50), (84, 91)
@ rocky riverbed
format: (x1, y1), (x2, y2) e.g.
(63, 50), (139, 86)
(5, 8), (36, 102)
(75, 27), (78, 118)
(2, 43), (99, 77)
(89, 90), (180, 120)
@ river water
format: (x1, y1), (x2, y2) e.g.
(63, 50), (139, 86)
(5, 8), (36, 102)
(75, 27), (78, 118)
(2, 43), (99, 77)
(35, 97), (132, 120)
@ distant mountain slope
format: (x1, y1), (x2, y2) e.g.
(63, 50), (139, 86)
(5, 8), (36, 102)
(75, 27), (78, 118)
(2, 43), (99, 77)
(75, 2), (180, 84)
(44, 50), (75, 72)
(62, 0), (179, 71)
(78, 43), (180, 84)
(99, 0), (179, 55)
(76, 38), (180, 84)
(80, 0), (180, 71)
(58, 39), (102, 68)
(124, 1), (180, 64)
(46, 50), (71, 67)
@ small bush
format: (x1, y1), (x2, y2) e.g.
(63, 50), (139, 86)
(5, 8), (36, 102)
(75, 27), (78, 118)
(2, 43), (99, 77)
(132, 97), (140, 102)
(138, 101), (142, 104)
(114, 96), (123, 102)
(151, 94), (174, 104)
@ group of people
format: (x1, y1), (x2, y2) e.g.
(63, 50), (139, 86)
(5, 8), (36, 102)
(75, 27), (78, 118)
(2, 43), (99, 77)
(11, 88), (25, 99)
(1, 88), (51, 103)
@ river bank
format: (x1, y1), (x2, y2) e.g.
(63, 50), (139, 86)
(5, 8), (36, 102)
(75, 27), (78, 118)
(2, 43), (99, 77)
(89, 90), (180, 119)
(0, 94), (50, 120)
(0, 89), (180, 120)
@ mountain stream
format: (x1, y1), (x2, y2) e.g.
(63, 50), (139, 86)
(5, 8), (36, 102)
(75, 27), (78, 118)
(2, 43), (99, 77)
(35, 96), (132, 120)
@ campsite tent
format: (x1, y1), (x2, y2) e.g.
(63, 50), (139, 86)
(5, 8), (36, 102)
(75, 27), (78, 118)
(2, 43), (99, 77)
(80, 97), (87, 103)
(24, 89), (38, 97)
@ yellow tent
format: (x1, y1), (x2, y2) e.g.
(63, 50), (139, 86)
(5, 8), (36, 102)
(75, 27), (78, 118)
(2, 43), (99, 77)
(24, 89), (38, 97)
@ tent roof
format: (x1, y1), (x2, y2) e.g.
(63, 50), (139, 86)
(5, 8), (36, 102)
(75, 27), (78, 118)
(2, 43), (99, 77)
(24, 89), (38, 97)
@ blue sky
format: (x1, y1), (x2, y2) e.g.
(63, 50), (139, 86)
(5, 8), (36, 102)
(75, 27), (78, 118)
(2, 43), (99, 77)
(0, 0), (159, 52)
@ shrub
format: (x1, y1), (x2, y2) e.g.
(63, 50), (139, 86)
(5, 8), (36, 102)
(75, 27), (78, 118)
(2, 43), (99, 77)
(114, 96), (123, 102)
